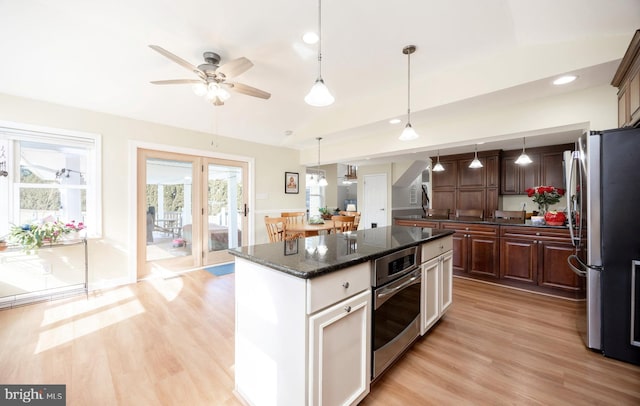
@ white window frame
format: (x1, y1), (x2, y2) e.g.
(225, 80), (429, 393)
(0, 120), (102, 238)
(306, 169), (326, 216)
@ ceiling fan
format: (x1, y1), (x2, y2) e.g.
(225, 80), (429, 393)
(148, 45), (271, 106)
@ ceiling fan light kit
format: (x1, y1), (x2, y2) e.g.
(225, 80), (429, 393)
(149, 45), (270, 106)
(399, 45), (418, 141)
(305, 0), (334, 107)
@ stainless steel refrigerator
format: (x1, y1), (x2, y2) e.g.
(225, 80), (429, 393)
(565, 128), (640, 366)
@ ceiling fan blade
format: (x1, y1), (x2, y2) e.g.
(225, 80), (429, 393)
(228, 82), (271, 99)
(217, 57), (254, 78)
(149, 45), (204, 78)
(150, 79), (202, 85)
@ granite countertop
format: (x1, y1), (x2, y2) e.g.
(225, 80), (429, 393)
(228, 225), (454, 279)
(395, 215), (569, 229)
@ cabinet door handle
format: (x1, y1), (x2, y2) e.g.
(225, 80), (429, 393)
(342, 281), (350, 289)
(536, 232), (541, 236)
(344, 306), (351, 313)
(533, 240), (537, 244)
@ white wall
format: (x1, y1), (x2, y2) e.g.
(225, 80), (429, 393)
(299, 84), (618, 165)
(0, 92), (305, 288)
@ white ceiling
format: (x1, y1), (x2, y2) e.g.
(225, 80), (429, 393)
(1, 0), (639, 165)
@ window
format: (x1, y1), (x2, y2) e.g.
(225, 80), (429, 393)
(0, 123), (100, 238)
(306, 169), (325, 216)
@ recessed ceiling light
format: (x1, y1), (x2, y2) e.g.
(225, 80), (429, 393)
(389, 118), (401, 124)
(553, 75), (578, 85)
(303, 32), (319, 44)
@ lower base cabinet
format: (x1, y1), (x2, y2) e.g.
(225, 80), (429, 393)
(235, 258), (371, 406)
(500, 226), (584, 294)
(309, 290), (371, 406)
(421, 237), (453, 335)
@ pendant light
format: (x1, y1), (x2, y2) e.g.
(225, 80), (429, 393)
(305, 0), (334, 107)
(469, 144), (483, 168)
(399, 45), (418, 141)
(515, 137), (533, 165)
(316, 137), (328, 186)
(432, 150), (445, 172)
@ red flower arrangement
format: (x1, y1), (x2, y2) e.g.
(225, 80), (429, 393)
(526, 186), (565, 213)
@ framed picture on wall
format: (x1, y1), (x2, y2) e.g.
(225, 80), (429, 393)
(285, 172), (299, 194)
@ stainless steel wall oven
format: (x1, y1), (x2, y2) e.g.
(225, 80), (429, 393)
(372, 246), (421, 379)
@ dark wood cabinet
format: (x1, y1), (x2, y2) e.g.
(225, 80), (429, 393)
(538, 240), (581, 292)
(500, 154), (540, 195)
(500, 226), (584, 294)
(432, 161), (457, 189)
(500, 144), (571, 195)
(441, 222), (499, 278)
(540, 151), (565, 188)
(393, 219), (586, 298)
(431, 150), (500, 218)
(612, 30), (640, 128)
(501, 237), (537, 284)
(395, 219), (440, 229)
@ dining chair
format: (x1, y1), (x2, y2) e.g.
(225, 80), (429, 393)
(281, 212), (306, 239)
(331, 215), (356, 233)
(494, 210), (526, 223)
(265, 216), (287, 242)
(338, 211), (361, 230)
(455, 209), (485, 221)
(425, 208), (450, 219)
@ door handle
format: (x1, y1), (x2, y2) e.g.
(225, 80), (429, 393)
(243, 204), (248, 216)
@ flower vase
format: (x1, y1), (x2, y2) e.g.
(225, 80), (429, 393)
(538, 204), (549, 216)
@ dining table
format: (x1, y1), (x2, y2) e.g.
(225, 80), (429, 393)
(286, 220), (335, 237)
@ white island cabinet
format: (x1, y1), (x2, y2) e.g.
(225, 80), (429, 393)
(420, 236), (453, 334)
(234, 257), (371, 406)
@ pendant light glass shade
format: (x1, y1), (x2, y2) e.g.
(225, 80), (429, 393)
(469, 144), (483, 168)
(515, 137), (533, 165)
(399, 45), (418, 141)
(306, 0), (334, 107)
(432, 150), (445, 172)
(305, 78), (334, 106)
(399, 123), (418, 141)
(315, 137), (328, 187)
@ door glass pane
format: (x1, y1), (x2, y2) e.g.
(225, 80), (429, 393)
(145, 158), (193, 263)
(207, 164), (242, 252)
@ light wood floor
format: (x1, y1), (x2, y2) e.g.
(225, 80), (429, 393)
(1, 272), (639, 405)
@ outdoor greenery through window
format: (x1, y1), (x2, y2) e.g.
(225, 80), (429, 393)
(0, 125), (99, 239)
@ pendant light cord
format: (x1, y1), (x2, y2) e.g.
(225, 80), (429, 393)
(317, 0), (323, 78)
(407, 50), (411, 122)
(317, 137), (322, 174)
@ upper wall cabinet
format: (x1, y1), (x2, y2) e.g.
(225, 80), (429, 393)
(612, 30), (640, 128)
(500, 144), (572, 195)
(431, 150), (500, 219)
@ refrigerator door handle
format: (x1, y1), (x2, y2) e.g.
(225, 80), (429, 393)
(632, 260), (640, 348)
(567, 254), (587, 277)
(565, 150), (583, 247)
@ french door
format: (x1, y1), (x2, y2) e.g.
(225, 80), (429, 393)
(137, 149), (248, 279)
(203, 158), (248, 264)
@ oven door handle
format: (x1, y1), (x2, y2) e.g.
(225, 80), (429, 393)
(376, 269), (421, 302)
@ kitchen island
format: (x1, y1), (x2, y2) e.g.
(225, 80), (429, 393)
(228, 225), (453, 406)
